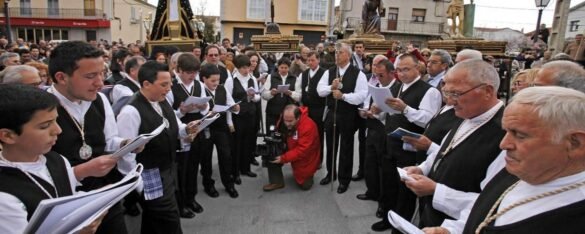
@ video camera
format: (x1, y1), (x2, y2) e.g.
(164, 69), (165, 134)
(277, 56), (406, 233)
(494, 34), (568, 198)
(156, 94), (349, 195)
(255, 125), (287, 162)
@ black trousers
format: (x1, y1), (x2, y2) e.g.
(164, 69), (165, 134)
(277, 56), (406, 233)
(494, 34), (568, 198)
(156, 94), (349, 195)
(307, 105), (325, 163)
(324, 111), (357, 186)
(95, 202), (128, 234)
(139, 167), (182, 234)
(363, 120), (385, 199)
(356, 118), (367, 175)
(232, 113), (256, 174)
(200, 129), (234, 188)
(175, 135), (202, 210)
(386, 139), (418, 221)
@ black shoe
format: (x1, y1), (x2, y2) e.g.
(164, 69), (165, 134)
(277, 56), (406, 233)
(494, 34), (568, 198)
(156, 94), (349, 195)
(179, 208), (196, 219)
(251, 159), (260, 166)
(320, 174), (336, 185)
(356, 193), (376, 201)
(375, 207), (384, 218)
(189, 201), (204, 214)
(234, 176), (242, 185)
(204, 186), (219, 198)
(241, 171), (257, 177)
(337, 184), (349, 194)
(351, 173), (364, 181)
(226, 187), (239, 198)
(371, 220), (393, 232)
(124, 203), (141, 217)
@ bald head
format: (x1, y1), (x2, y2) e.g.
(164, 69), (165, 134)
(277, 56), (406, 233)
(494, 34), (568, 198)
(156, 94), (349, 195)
(455, 49), (482, 63)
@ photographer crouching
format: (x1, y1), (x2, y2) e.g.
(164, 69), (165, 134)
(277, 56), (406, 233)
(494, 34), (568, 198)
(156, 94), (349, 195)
(262, 104), (321, 191)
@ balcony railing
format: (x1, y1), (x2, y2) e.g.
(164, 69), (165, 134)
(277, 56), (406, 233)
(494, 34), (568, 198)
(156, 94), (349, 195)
(344, 17), (444, 36)
(0, 7), (106, 19)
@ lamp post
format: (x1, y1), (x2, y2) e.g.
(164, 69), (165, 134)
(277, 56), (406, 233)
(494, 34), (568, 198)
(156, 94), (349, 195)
(533, 0), (551, 43)
(4, 0), (12, 44)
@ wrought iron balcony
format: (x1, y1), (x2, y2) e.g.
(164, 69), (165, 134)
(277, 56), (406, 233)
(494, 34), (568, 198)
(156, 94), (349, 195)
(344, 17), (444, 36)
(0, 7), (106, 19)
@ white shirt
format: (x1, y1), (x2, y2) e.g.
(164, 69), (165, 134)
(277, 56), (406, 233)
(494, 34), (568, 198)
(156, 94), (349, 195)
(116, 99), (189, 175)
(316, 63), (368, 105)
(416, 101), (504, 219)
(48, 86), (125, 153)
(165, 77), (207, 119)
(206, 85), (238, 127)
(427, 70), (446, 88)
(225, 70), (261, 104)
(352, 53), (364, 70)
(111, 77), (140, 104)
(0, 154), (77, 234)
(261, 72), (302, 102)
(395, 77), (443, 128)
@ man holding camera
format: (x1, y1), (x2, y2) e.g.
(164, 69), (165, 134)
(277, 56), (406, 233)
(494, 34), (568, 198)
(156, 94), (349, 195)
(264, 105), (321, 191)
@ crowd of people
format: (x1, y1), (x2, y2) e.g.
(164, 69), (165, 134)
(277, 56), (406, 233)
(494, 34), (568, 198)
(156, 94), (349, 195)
(1, 35), (585, 234)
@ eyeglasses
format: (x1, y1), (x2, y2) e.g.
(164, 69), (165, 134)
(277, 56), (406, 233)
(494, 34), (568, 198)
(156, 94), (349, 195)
(427, 60), (442, 65)
(208, 54), (219, 57)
(422, 54), (431, 57)
(442, 83), (487, 100)
(396, 66), (414, 74)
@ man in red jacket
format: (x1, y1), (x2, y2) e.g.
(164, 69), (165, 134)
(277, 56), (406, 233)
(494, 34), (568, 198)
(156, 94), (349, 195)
(264, 104), (321, 191)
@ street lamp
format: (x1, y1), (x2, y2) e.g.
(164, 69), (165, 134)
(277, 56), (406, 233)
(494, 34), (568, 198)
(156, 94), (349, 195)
(533, 0), (551, 43)
(4, 0), (12, 44)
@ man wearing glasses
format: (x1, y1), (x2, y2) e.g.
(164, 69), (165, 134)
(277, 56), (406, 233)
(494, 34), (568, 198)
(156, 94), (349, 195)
(402, 59), (505, 228)
(426, 49), (451, 88)
(203, 45), (232, 84)
(372, 53), (442, 231)
(0, 65), (42, 87)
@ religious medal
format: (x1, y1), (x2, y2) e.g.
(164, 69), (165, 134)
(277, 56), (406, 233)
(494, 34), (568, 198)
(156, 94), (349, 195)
(79, 142), (93, 160)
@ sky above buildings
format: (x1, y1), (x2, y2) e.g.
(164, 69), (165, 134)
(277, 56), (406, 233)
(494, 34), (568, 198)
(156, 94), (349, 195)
(147, 0), (585, 32)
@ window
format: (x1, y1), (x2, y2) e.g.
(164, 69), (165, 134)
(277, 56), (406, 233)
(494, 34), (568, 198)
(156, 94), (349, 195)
(570, 20), (580, 32)
(388, 8), (398, 21)
(20, 0), (31, 16)
(247, 0), (266, 20)
(412, 8), (426, 22)
(299, 0), (328, 22)
(48, 0), (59, 17)
(387, 7), (398, 31)
(84, 0), (96, 16)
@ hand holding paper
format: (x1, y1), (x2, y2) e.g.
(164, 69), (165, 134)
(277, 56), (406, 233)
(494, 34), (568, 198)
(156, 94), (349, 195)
(111, 123), (166, 159)
(368, 85), (399, 114)
(404, 174), (437, 197)
(387, 211), (424, 234)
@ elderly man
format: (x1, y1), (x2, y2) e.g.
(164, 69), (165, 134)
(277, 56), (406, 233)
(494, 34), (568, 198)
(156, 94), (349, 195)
(426, 49), (451, 88)
(0, 52), (20, 68)
(464, 87), (585, 233)
(317, 43), (368, 193)
(203, 45), (232, 84)
(0, 65), (41, 87)
(455, 49), (482, 63)
(404, 59), (505, 228)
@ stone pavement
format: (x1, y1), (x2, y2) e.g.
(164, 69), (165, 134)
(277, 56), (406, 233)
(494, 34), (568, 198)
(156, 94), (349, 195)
(125, 137), (396, 234)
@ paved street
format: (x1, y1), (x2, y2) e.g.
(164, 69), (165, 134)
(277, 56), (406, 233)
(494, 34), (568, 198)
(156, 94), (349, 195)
(125, 135), (395, 234)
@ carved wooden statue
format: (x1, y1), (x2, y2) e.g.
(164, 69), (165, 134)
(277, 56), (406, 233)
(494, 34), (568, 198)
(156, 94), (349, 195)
(447, 0), (465, 37)
(362, 0), (384, 34)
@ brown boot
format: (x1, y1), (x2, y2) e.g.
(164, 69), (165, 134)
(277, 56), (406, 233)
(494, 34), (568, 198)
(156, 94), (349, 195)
(263, 183), (285, 191)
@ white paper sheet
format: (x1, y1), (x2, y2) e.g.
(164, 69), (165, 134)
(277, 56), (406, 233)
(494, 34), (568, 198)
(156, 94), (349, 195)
(277, 84), (290, 93)
(111, 123), (166, 159)
(212, 101), (241, 113)
(368, 84), (400, 115)
(397, 167), (415, 182)
(387, 211), (424, 234)
(25, 165), (143, 234)
(183, 96), (211, 106)
(247, 86), (264, 94)
(196, 113), (220, 133)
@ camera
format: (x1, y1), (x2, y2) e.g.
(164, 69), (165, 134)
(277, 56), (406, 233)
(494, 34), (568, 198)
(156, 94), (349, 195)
(255, 125), (287, 162)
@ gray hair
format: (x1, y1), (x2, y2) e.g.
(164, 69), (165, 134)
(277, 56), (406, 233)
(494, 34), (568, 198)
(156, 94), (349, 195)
(170, 52), (183, 65)
(450, 59), (500, 93)
(0, 65), (39, 84)
(541, 61), (585, 93)
(511, 86), (585, 142)
(432, 49), (453, 65)
(335, 43), (352, 55)
(0, 52), (19, 65)
(456, 49), (482, 62)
